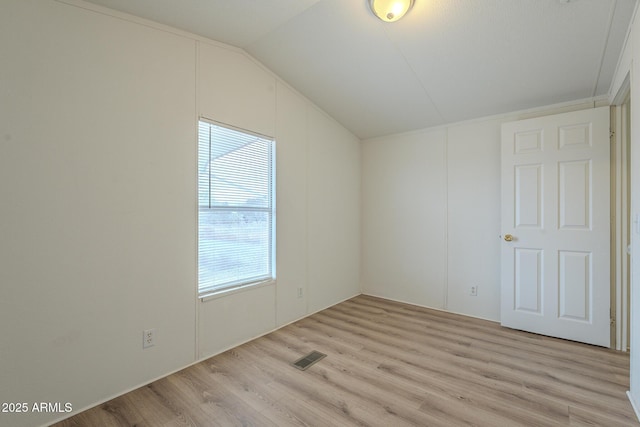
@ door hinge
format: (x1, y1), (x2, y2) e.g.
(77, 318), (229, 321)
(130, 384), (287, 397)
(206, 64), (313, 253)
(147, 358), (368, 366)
(611, 308), (616, 326)
(610, 129), (616, 139)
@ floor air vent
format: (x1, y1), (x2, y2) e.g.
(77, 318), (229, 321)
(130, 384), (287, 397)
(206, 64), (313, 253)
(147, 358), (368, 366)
(292, 351), (326, 371)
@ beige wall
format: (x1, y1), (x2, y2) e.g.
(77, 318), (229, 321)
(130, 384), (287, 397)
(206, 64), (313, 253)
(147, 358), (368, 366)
(0, 2), (360, 426)
(362, 129), (448, 310)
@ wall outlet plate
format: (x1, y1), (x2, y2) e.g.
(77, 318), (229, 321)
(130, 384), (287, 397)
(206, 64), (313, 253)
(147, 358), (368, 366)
(143, 328), (156, 349)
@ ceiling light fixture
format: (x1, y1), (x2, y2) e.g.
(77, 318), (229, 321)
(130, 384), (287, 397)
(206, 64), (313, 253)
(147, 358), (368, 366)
(369, 0), (415, 23)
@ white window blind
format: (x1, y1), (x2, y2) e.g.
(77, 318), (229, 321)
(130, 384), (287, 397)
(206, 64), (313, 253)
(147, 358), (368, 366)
(198, 120), (275, 296)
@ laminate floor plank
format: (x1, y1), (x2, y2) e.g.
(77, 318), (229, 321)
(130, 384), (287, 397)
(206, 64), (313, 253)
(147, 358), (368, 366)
(320, 303), (635, 423)
(349, 297), (630, 370)
(246, 338), (414, 427)
(353, 295), (628, 364)
(261, 332), (436, 423)
(53, 295), (638, 426)
(330, 300), (632, 403)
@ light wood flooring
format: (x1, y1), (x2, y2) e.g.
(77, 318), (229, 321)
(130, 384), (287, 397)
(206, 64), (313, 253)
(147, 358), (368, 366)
(54, 295), (638, 426)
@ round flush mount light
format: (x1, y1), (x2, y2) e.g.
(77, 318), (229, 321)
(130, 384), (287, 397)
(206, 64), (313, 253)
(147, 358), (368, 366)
(369, 0), (415, 23)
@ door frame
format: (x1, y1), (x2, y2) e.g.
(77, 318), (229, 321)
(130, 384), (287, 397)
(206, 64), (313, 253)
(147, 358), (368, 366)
(612, 76), (631, 352)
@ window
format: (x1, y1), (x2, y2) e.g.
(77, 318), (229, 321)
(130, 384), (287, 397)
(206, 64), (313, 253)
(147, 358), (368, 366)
(198, 120), (275, 297)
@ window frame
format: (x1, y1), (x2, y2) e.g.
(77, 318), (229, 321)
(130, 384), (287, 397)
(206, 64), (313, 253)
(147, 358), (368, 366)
(197, 118), (276, 300)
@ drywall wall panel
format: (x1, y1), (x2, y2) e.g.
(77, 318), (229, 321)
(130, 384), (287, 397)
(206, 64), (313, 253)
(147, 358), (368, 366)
(0, 1), (197, 426)
(361, 129), (447, 309)
(446, 119), (502, 321)
(196, 46), (280, 360)
(198, 285), (277, 359)
(626, 8), (640, 418)
(196, 88), (360, 362)
(307, 108), (361, 313)
(275, 83), (309, 325)
(198, 41), (276, 137)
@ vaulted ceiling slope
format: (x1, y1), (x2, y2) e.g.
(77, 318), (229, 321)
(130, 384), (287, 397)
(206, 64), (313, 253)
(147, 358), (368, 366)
(83, 0), (637, 139)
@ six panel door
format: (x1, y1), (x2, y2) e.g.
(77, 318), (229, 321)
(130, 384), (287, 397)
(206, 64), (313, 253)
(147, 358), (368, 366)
(500, 107), (610, 347)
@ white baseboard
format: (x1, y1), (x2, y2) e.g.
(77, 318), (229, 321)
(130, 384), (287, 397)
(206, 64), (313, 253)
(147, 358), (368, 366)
(627, 391), (640, 422)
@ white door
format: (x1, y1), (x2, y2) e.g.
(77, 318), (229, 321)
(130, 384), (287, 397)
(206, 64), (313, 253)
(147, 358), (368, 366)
(501, 106), (610, 347)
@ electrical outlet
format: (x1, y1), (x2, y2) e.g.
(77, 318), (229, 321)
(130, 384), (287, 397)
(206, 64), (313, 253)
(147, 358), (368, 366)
(297, 287), (303, 298)
(470, 286), (478, 297)
(143, 328), (156, 349)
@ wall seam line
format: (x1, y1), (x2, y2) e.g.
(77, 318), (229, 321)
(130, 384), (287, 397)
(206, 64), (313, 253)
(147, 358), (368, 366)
(443, 129), (449, 311)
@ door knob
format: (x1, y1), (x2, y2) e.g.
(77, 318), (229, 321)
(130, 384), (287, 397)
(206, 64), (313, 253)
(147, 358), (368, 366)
(504, 234), (514, 242)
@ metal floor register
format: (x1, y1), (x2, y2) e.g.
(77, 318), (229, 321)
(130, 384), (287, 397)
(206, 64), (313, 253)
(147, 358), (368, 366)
(291, 351), (327, 371)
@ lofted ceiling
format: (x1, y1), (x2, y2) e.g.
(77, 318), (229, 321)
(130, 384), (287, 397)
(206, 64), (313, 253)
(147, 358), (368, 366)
(82, 0), (637, 139)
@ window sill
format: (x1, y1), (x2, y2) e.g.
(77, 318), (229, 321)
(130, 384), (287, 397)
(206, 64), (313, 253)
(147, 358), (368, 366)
(199, 279), (275, 302)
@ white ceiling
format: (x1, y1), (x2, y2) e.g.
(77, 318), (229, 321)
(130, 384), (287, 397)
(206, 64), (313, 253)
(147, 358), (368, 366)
(83, 0), (637, 139)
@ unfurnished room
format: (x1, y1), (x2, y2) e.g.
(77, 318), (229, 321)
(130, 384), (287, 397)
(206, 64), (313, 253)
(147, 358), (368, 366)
(2, 0), (640, 426)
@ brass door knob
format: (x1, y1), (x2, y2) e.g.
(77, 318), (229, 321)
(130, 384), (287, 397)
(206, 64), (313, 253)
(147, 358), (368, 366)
(504, 234), (513, 242)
